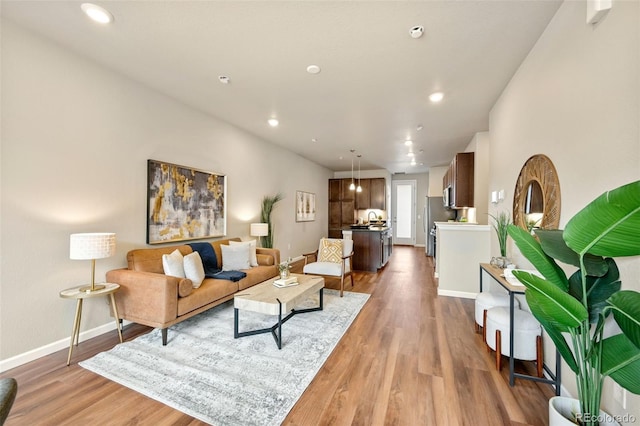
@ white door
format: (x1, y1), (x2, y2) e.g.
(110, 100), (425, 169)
(392, 180), (416, 245)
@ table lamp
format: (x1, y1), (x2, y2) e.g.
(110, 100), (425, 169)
(70, 232), (116, 292)
(250, 223), (269, 247)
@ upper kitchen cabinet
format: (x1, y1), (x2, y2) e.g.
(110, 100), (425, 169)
(329, 178), (356, 238)
(355, 178), (385, 210)
(370, 178), (386, 210)
(443, 152), (474, 208)
(355, 179), (370, 209)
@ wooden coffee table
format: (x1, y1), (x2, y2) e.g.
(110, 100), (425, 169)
(234, 273), (324, 349)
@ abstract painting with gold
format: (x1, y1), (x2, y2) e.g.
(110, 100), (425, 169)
(147, 160), (226, 244)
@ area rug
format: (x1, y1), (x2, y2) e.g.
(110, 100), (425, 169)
(80, 289), (369, 425)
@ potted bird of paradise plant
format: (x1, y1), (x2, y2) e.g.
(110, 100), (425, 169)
(507, 180), (640, 425)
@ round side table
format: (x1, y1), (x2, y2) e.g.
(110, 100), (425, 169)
(59, 283), (123, 365)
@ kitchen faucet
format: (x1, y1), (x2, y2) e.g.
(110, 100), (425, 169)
(368, 211), (377, 223)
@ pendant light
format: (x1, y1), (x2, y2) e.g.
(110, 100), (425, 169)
(349, 149), (356, 191)
(356, 155), (362, 193)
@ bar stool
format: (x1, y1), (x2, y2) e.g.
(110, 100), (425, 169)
(474, 291), (518, 337)
(485, 306), (544, 377)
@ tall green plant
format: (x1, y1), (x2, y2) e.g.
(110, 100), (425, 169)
(489, 211), (511, 257)
(507, 180), (640, 425)
(260, 193), (283, 248)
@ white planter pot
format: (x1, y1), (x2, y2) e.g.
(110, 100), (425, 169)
(549, 397), (620, 426)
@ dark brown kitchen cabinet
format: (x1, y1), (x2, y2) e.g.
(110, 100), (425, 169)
(328, 178), (356, 238)
(443, 152), (474, 208)
(370, 178), (385, 210)
(355, 179), (370, 209)
(351, 228), (391, 271)
(354, 177), (385, 210)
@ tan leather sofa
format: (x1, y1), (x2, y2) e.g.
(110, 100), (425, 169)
(106, 237), (279, 345)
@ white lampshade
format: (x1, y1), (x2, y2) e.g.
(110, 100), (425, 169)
(70, 233), (116, 260)
(250, 223), (269, 237)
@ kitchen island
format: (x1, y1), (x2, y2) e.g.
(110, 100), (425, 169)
(343, 226), (392, 272)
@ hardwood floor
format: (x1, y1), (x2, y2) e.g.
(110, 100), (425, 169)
(1, 246), (554, 425)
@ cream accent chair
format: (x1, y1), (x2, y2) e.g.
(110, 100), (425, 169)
(303, 238), (354, 297)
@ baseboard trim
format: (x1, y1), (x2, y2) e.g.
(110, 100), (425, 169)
(0, 320), (125, 372)
(437, 289), (477, 299)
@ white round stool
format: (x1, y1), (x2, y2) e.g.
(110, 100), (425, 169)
(474, 292), (518, 334)
(485, 306), (543, 377)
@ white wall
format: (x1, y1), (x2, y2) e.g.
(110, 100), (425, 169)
(0, 21), (332, 365)
(489, 0), (639, 419)
(428, 166), (447, 197)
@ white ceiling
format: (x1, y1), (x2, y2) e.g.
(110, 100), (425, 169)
(1, 0), (562, 174)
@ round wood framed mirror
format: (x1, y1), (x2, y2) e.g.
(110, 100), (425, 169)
(512, 154), (561, 231)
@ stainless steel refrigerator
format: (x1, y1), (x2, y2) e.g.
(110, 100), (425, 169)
(424, 196), (455, 257)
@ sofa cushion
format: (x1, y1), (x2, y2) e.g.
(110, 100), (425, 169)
(183, 252), (205, 288)
(188, 242), (219, 276)
(128, 245), (192, 274)
(256, 253), (274, 266)
(177, 278), (193, 297)
(177, 278), (239, 316)
(162, 249), (186, 278)
(237, 265), (279, 291)
(221, 244), (251, 271)
(229, 240), (258, 266)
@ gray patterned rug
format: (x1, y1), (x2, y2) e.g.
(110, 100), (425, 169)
(80, 289), (369, 425)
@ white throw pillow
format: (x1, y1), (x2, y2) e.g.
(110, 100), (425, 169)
(221, 244), (251, 271)
(229, 239), (258, 267)
(162, 249), (185, 278)
(183, 251), (205, 288)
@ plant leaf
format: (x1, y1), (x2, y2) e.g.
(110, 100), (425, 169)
(514, 271), (588, 330)
(531, 306), (579, 373)
(535, 229), (608, 277)
(507, 225), (567, 290)
(601, 334), (640, 394)
(608, 290), (640, 349)
(567, 258), (620, 323)
(564, 180), (640, 258)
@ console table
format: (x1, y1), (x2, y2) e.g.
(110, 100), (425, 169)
(479, 263), (561, 394)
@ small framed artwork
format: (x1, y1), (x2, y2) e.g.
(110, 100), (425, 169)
(147, 159), (227, 244)
(296, 191), (316, 222)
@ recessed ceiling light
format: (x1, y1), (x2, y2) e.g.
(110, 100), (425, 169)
(268, 118), (279, 127)
(306, 65), (321, 74)
(405, 140), (413, 146)
(411, 159), (417, 166)
(218, 76), (230, 84)
(81, 3), (114, 24)
(311, 138), (317, 143)
(407, 152), (415, 157)
(429, 92), (444, 103)
(417, 125), (424, 131)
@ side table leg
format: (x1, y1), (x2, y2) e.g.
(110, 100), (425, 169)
(109, 293), (123, 343)
(67, 299), (83, 366)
